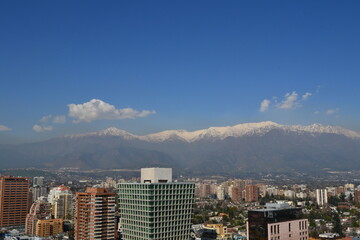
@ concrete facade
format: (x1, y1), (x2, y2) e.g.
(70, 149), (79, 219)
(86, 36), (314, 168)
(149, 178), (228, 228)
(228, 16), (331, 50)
(316, 189), (328, 206)
(119, 168), (195, 240)
(141, 168), (172, 183)
(268, 219), (308, 240)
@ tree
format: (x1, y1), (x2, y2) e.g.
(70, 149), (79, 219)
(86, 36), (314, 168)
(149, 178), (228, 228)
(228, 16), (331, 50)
(349, 193), (354, 202)
(351, 218), (360, 228)
(328, 196), (341, 206)
(340, 193), (346, 202)
(332, 212), (343, 236)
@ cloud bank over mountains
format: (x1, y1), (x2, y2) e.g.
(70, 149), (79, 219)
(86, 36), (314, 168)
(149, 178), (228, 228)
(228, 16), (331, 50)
(31, 99), (156, 133)
(25, 94), (342, 135)
(67, 99), (156, 123)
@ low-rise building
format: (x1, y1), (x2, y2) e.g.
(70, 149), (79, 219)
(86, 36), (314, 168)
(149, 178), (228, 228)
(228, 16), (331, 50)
(247, 202), (308, 240)
(36, 218), (63, 237)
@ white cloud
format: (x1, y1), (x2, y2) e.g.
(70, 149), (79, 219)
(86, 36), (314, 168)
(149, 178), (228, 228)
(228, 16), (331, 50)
(33, 125), (42, 132)
(259, 99), (271, 112)
(261, 90), (313, 111)
(68, 99), (156, 123)
(53, 115), (66, 124)
(314, 111), (320, 114)
(275, 91), (313, 110)
(40, 114), (66, 124)
(302, 92), (312, 100)
(137, 110), (156, 117)
(326, 108), (339, 115)
(0, 125), (11, 131)
(277, 91), (300, 109)
(33, 124), (43, 132)
(33, 125), (53, 132)
(43, 126), (53, 131)
(316, 85), (321, 93)
(40, 115), (52, 123)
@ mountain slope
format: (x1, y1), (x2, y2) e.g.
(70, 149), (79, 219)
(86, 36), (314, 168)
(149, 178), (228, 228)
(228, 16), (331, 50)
(0, 122), (359, 174)
(66, 121), (360, 142)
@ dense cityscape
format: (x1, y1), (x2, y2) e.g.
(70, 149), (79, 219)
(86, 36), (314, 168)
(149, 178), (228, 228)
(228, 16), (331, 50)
(1, 1), (360, 240)
(0, 168), (359, 239)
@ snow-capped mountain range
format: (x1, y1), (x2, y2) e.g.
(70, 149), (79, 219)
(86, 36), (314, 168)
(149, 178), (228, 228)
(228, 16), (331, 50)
(66, 121), (360, 142)
(1, 121), (360, 173)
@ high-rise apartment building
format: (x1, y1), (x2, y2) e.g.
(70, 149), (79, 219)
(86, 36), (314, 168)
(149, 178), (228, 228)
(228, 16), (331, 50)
(229, 180), (251, 202)
(216, 185), (225, 200)
(256, 183), (267, 197)
(199, 183), (211, 198)
(75, 187), (116, 240)
(233, 179), (252, 189)
(230, 186), (243, 202)
(247, 202), (308, 240)
(31, 186), (48, 202)
(48, 185), (73, 219)
(316, 189), (328, 206)
(118, 168), (195, 240)
(0, 176), (30, 227)
(33, 177), (44, 187)
(25, 198), (52, 235)
(245, 184), (259, 202)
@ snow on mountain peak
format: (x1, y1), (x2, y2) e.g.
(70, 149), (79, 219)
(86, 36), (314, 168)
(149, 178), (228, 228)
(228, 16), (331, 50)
(66, 121), (360, 142)
(286, 124), (360, 138)
(65, 127), (137, 140)
(99, 127), (136, 138)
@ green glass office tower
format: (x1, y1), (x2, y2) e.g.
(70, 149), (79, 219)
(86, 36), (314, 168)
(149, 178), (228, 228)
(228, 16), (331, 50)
(118, 168), (195, 240)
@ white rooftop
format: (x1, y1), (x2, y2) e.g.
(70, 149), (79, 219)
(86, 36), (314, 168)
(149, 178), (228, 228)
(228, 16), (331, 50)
(265, 202), (291, 210)
(141, 168), (172, 183)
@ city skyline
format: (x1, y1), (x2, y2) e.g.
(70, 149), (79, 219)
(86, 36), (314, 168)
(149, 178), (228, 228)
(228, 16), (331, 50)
(1, 1), (360, 143)
(2, 169), (360, 239)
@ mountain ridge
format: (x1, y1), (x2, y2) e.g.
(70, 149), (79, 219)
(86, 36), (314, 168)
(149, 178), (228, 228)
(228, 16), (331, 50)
(1, 121), (360, 174)
(65, 121), (360, 142)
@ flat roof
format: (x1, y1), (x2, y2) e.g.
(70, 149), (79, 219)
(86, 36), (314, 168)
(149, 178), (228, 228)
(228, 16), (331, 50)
(249, 207), (302, 212)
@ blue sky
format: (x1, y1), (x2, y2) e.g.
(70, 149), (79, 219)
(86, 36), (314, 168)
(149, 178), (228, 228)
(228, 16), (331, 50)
(1, 1), (360, 143)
